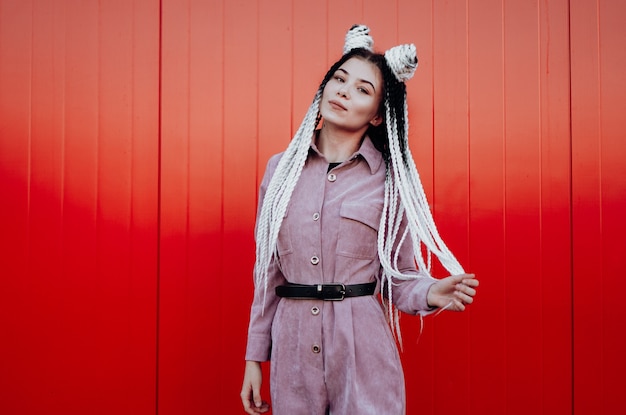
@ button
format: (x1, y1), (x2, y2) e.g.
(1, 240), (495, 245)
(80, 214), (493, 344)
(312, 212), (320, 221)
(327, 173), (337, 182)
(312, 344), (321, 353)
(310, 256), (320, 265)
(311, 306), (320, 315)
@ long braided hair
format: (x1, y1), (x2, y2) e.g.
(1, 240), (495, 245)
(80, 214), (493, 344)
(254, 26), (464, 336)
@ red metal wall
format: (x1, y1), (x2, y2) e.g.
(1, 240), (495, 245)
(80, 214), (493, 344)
(0, 0), (159, 413)
(571, 0), (626, 413)
(0, 0), (624, 414)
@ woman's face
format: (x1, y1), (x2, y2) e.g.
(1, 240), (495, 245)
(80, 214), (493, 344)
(320, 57), (383, 133)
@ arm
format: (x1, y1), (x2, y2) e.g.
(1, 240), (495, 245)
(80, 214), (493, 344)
(240, 258), (284, 414)
(243, 153), (286, 361)
(240, 155), (285, 413)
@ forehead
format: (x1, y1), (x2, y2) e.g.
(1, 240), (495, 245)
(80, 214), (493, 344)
(338, 57), (382, 86)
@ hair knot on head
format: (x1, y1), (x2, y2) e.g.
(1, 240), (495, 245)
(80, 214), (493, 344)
(384, 44), (418, 82)
(343, 24), (374, 54)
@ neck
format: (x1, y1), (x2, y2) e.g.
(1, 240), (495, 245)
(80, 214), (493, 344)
(317, 123), (367, 163)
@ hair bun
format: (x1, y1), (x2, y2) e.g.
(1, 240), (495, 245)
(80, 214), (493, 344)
(384, 44), (418, 82)
(343, 24), (374, 54)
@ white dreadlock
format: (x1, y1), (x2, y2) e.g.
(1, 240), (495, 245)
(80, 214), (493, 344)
(378, 44), (464, 340)
(254, 90), (322, 304)
(254, 26), (465, 336)
(254, 24), (377, 302)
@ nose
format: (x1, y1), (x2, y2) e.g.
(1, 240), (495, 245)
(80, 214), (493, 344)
(337, 87), (348, 98)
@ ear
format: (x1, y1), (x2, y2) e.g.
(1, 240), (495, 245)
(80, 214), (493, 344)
(370, 114), (383, 127)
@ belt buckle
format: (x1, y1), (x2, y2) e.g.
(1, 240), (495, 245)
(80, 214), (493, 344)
(318, 283), (345, 301)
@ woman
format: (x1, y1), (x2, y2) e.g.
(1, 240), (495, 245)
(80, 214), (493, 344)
(240, 25), (478, 415)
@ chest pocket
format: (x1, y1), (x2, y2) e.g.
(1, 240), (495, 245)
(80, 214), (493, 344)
(336, 202), (382, 259)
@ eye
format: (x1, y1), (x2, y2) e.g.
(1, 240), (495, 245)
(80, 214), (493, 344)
(334, 75), (345, 83)
(358, 87), (371, 95)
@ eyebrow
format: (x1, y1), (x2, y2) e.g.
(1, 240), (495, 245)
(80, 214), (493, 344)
(336, 68), (377, 92)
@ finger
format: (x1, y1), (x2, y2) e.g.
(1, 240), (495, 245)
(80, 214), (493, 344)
(242, 398), (254, 414)
(243, 398), (267, 415)
(453, 274), (467, 284)
(241, 387), (263, 414)
(455, 290), (474, 305)
(456, 284), (476, 297)
(252, 386), (264, 410)
(241, 390), (253, 413)
(457, 273), (476, 282)
(462, 278), (479, 288)
(456, 273), (474, 279)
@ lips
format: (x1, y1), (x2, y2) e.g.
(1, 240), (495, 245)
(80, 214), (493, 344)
(328, 99), (347, 111)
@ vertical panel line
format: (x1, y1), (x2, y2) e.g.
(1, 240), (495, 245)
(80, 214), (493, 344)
(27, 0), (34, 277)
(219, 0), (226, 404)
(567, 0), (574, 412)
(156, 0), (163, 413)
(501, 0), (508, 408)
(96, 0), (102, 311)
(430, 0), (436, 409)
(289, 0), (294, 136)
(185, 0), (191, 306)
(130, 0), (136, 271)
(464, 0), (472, 401)
(325, 3), (329, 72)
(430, 0), (435, 209)
(465, 0), (471, 265)
(594, 0), (604, 409)
(256, 0), (261, 189)
(61, 0), (68, 275)
(536, 0), (545, 406)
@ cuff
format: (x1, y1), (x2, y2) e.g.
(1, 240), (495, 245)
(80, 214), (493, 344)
(244, 333), (271, 362)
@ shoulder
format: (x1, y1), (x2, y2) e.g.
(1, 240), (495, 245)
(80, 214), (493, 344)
(267, 152), (284, 169)
(259, 151), (285, 187)
(264, 152), (285, 178)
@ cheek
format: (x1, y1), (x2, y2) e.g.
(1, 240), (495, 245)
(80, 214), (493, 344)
(355, 98), (380, 118)
(322, 81), (338, 97)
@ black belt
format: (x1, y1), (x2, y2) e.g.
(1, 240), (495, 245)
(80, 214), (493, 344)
(276, 281), (376, 301)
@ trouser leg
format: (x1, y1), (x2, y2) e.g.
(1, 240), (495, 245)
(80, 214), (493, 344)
(270, 355), (329, 414)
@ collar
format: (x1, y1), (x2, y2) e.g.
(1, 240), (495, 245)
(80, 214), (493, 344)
(309, 131), (384, 175)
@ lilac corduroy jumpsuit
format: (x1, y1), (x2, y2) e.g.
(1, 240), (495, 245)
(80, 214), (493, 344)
(245, 135), (437, 415)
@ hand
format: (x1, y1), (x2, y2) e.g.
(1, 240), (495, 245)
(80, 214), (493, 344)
(240, 361), (270, 414)
(426, 273), (478, 312)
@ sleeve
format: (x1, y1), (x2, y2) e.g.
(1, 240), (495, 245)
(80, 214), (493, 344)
(382, 215), (439, 317)
(244, 154), (287, 362)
